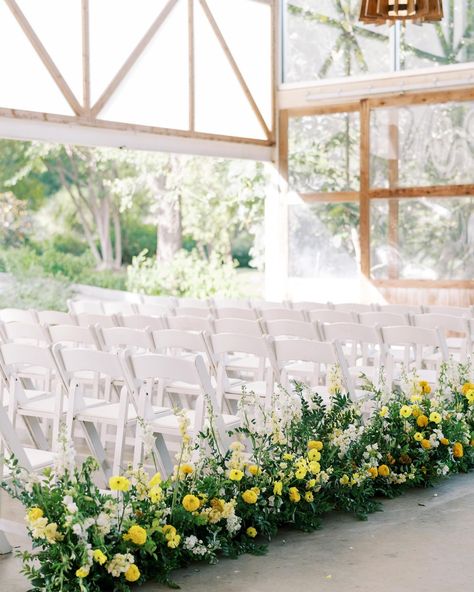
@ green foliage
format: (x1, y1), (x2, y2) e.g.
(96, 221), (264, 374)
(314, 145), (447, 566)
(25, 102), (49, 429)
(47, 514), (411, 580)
(121, 218), (156, 264)
(0, 276), (72, 312)
(127, 249), (241, 298)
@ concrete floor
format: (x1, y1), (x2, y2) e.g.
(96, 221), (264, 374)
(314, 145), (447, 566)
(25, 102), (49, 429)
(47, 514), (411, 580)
(2, 472), (474, 592)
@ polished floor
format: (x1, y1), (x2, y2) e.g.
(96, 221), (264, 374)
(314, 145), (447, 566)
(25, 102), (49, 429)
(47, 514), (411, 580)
(2, 472), (474, 592)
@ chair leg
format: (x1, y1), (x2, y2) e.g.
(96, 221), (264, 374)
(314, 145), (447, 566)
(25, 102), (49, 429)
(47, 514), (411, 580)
(154, 433), (173, 477)
(23, 416), (49, 450)
(0, 530), (12, 555)
(81, 422), (111, 481)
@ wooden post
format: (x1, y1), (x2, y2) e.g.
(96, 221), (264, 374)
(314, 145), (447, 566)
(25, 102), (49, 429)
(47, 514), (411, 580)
(360, 99), (371, 277)
(388, 108), (399, 279)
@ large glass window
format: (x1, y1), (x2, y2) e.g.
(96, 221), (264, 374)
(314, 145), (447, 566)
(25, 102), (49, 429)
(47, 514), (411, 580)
(283, 0), (474, 85)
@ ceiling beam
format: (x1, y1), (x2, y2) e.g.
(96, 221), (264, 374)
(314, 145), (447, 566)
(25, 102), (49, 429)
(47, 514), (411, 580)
(81, 0), (91, 112)
(4, 0), (83, 116)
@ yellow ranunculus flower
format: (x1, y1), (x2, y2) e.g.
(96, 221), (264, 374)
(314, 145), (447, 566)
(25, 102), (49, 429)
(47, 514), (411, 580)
(229, 469), (244, 481)
(378, 465), (390, 477)
(307, 479), (316, 488)
(465, 389), (474, 405)
(125, 564), (141, 582)
(308, 440), (323, 451)
(453, 442), (464, 458)
(149, 485), (163, 504)
(379, 406), (389, 418)
(304, 491), (314, 503)
(248, 464), (261, 476)
(414, 432), (424, 442)
(182, 494), (200, 512)
(148, 472), (162, 488)
(421, 439), (431, 450)
(289, 487), (301, 502)
(368, 467), (378, 479)
(412, 406), (421, 418)
(246, 527), (257, 538)
(440, 437), (449, 446)
(309, 461), (321, 475)
(419, 380), (431, 394)
(179, 464), (194, 476)
(123, 525), (147, 546)
(339, 474), (350, 485)
(417, 415), (429, 428)
(76, 567), (89, 578)
(462, 382), (474, 395)
(400, 405), (412, 419)
(429, 412), (442, 424)
(167, 534), (181, 548)
(411, 394), (422, 403)
(92, 549), (107, 565)
(162, 525), (177, 540)
(295, 468), (307, 480)
(109, 476), (131, 492)
(308, 449), (321, 461)
(27, 507), (44, 524)
(273, 481), (283, 496)
(283, 453), (294, 461)
(242, 489), (258, 504)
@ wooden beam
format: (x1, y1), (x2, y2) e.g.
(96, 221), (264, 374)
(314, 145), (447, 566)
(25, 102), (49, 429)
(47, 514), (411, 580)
(4, 0), (83, 116)
(367, 87), (474, 109)
(387, 110), (399, 280)
(0, 106), (274, 147)
(301, 191), (359, 203)
(359, 99), (371, 277)
(373, 279), (474, 289)
(287, 102), (361, 118)
(369, 184), (474, 199)
(278, 109), (289, 182)
(199, 0), (272, 140)
(91, 0), (179, 118)
(81, 0), (91, 112)
(188, 0), (195, 131)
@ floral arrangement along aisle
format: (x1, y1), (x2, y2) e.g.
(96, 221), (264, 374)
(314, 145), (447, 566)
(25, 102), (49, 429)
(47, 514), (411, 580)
(3, 361), (474, 591)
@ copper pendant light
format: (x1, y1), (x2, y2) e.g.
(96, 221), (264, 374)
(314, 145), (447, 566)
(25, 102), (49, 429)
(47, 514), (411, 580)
(359, 0), (444, 24)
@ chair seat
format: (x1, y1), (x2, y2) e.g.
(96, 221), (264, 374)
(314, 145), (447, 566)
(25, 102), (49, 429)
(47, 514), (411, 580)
(3, 448), (55, 476)
(149, 408), (239, 435)
(224, 379), (267, 398)
(17, 395), (103, 418)
(76, 400), (170, 424)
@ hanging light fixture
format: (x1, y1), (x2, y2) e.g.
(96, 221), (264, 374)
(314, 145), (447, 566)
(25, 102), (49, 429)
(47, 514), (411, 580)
(359, 0), (444, 24)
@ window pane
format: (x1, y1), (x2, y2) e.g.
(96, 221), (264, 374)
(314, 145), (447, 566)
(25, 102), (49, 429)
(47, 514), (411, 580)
(370, 102), (474, 188)
(400, 0), (474, 70)
(284, 0), (391, 84)
(289, 202), (360, 278)
(289, 112), (360, 192)
(371, 197), (474, 280)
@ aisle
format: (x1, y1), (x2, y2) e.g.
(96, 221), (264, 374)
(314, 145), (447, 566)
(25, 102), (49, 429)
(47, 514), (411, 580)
(3, 472), (474, 592)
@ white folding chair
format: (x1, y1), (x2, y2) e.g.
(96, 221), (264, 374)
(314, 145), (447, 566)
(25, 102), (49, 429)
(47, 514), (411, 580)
(209, 333), (278, 411)
(67, 299), (104, 315)
(98, 326), (155, 353)
(48, 324), (101, 349)
(118, 314), (167, 331)
(176, 297), (211, 308)
(412, 314), (473, 361)
(378, 304), (423, 315)
(0, 343), (67, 450)
(141, 295), (178, 309)
(309, 309), (357, 323)
(213, 319), (266, 379)
(251, 300), (287, 310)
(381, 325), (449, 386)
(259, 308), (307, 322)
(211, 298), (251, 309)
(1, 322), (51, 346)
(77, 313), (118, 328)
(166, 315), (215, 333)
(263, 319), (320, 340)
(175, 306), (214, 318)
(423, 305), (472, 317)
(359, 311), (410, 327)
(214, 318), (263, 336)
(0, 309), (38, 324)
(136, 303), (174, 317)
(269, 338), (355, 401)
(37, 310), (78, 326)
(102, 301), (137, 316)
(214, 307), (258, 320)
(290, 301), (333, 311)
(121, 351), (239, 474)
(333, 303), (374, 313)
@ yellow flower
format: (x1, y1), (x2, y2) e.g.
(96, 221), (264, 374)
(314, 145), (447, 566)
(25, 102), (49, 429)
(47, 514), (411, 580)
(149, 485), (163, 504)
(229, 469), (244, 481)
(421, 439), (431, 450)
(162, 525), (177, 540)
(412, 406), (421, 418)
(148, 472), (162, 488)
(76, 567), (89, 578)
(179, 464), (194, 476)
(167, 534), (181, 548)
(339, 474), (350, 485)
(429, 412), (442, 424)
(229, 441), (245, 451)
(453, 442), (464, 458)
(125, 564), (141, 582)
(182, 494), (200, 513)
(309, 461), (321, 475)
(283, 453), (294, 461)
(378, 465), (390, 477)
(123, 525), (147, 546)
(44, 522), (62, 543)
(417, 415), (429, 428)
(304, 491), (314, 503)
(465, 389), (474, 404)
(440, 437), (449, 446)
(368, 467), (378, 479)
(242, 489), (258, 504)
(289, 487), (301, 502)
(248, 464), (261, 476)
(411, 394), (422, 403)
(273, 481), (283, 496)
(462, 382), (474, 395)
(27, 507), (44, 524)
(92, 549), (107, 565)
(308, 449), (321, 461)
(295, 468), (307, 480)
(419, 380), (431, 394)
(109, 476), (131, 492)
(308, 440), (323, 451)
(379, 406), (389, 418)
(414, 432), (424, 442)
(246, 527), (257, 538)
(400, 405), (412, 419)
(307, 479), (316, 488)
